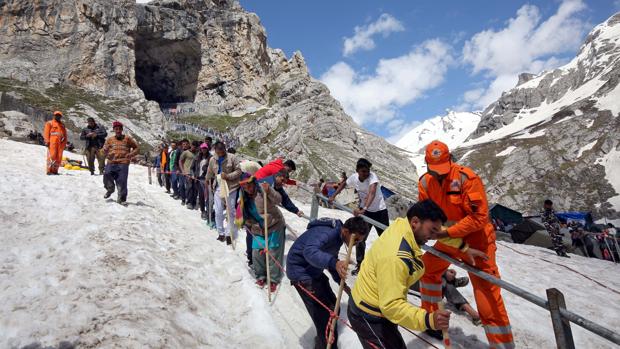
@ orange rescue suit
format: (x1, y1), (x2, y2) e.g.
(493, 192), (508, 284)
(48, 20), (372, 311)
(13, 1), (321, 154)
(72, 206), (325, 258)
(43, 119), (67, 174)
(418, 164), (514, 349)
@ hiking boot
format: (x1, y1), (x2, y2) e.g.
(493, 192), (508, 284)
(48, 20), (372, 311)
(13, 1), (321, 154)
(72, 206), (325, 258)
(425, 329), (443, 340)
(117, 198), (128, 206)
(454, 276), (470, 288)
(181, 200), (186, 206)
(256, 279), (265, 288)
(165, 190), (171, 194)
(351, 265), (361, 276)
(104, 191), (113, 199)
(269, 282), (278, 293)
(217, 235), (225, 242)
(90, 171), (95, 176)
(226, 236), (232, 245)
(173, 195), (180, 200)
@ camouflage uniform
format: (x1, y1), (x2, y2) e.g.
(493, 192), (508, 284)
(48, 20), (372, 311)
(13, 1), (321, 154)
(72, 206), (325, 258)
(541, 208), (568, 256)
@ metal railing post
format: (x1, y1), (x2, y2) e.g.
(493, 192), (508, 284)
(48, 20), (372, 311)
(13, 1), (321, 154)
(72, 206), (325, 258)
(310, 193), (319, 221)
(547, 288), (575, 349)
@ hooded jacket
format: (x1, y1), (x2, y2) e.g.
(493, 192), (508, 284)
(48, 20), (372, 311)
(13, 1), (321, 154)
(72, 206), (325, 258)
(286, 218), (344, 283)
(79, 124), (107, 149)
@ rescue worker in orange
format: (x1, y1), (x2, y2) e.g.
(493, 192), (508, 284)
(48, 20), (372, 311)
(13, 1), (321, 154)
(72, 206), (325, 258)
(43, 111), (68, 175)
(418, 140), (514, 349)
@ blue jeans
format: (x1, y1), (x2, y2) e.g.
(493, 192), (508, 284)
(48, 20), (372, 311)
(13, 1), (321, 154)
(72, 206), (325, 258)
(170, 172), (179, 195)
(177, 175), (187, 200)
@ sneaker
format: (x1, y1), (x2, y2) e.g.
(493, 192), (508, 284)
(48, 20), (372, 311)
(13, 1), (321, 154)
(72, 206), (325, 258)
(226, 236), (232, 245)
(181, 200), (186, 206)
(104, 191), (113, 199)
(471, 317), (482, 326)
(187, 204), (194, 210)
(165, 190), (171, 194)
(201, 211), (207, 220)
(217, 235), (225, 242)
(256, 279), (265, 288)
(269, 282), (278, 293)
(425, 329), (444, 340)
(351, 266), (361, 276)
(90, 172), (95, 176)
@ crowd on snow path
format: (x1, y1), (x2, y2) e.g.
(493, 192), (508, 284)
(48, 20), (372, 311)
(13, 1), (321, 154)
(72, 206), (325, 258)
(40, 112), (620, 349)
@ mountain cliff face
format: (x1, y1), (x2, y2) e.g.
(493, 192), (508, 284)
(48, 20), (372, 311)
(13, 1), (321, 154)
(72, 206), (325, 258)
(0, 0), (418, 198)
(398, 13), (620, 218)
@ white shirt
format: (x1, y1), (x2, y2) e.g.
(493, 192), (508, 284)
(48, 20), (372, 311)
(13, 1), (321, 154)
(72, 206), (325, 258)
(346, 171), (386, 212)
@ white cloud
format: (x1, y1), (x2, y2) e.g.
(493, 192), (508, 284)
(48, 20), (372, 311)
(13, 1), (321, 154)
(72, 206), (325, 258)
(343, 14), (404, 56)
(321, 39), (453, 126)
(460, 0), (589, 110)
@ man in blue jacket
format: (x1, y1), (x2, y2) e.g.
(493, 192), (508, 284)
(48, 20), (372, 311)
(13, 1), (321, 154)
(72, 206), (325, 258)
(287, 216), (369, 349)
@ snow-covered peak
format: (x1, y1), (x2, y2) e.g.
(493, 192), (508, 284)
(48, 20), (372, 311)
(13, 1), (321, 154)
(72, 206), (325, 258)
(396, 110), (481, 154)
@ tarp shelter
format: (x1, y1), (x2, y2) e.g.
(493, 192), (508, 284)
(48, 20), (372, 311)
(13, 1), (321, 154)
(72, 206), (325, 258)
(555, 211), (594, 229)
(509, 219), (546, 243)
(380, 186), (397, 200)
(490, 204), (524, 225)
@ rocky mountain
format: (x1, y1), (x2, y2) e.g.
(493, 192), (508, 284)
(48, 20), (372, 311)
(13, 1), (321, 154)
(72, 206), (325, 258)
(0, 0), (418, 198)
(396, 110), (481, 172)
(402, 13), (620, 219)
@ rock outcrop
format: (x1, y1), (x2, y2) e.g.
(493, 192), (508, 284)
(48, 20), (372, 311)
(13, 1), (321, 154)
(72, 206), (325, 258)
(0, 0), (418, 198)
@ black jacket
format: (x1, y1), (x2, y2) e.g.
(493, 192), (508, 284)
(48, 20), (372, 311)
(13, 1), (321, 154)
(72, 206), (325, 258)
(80, 124), (107, 149)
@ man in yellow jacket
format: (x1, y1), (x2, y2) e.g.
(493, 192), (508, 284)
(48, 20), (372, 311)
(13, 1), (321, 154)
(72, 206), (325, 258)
(348, 199), (486, 348)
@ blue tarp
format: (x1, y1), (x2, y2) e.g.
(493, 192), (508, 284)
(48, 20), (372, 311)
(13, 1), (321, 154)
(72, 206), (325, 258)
(555, 212), (594, 227)
(380, 186), (396, 199)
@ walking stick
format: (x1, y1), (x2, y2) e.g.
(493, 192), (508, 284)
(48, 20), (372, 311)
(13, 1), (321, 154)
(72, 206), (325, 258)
(148, 165), (152, 185)
(438, 301), (452, 349)
(264, 189), (272, 302)
(326, 233), (357, 349)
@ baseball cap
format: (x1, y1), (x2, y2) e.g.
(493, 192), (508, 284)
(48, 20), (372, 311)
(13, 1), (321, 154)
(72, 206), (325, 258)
(200, 143), (209, 149)
(112, 121), (123, 129)
(53, 111), (63, 117)
(425, 140), (451, 175)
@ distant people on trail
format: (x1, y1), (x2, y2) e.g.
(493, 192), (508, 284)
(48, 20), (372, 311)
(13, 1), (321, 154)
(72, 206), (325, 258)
(239, 174), (285, 293)
(80, 117), (107, 175)
(348, 200), (461, 349)
(43, 111), (67, 175)
(102, 121), (139, 205)
(178, 139), (192, 206)
(287, 216), (369, 349)
(205, 141), (241, 245)
(168, 141), (182, 200)
(569, 223), (596, 258)
(194, 142), (211, 220)
(541, 199), (569, 258)
(329, 158), (389, 275)
(158, 142), (171, 193)
(184, 141), (201, 210)
(411, 269), (481, 326)
(418, 140), (513, 346)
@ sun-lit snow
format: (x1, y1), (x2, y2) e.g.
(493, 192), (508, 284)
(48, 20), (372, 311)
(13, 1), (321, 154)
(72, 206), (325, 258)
(1, 139), (619, 349)
(496, 146), (517, 157)
(396, 111), (481, 154)
(576, 140), (597, 158)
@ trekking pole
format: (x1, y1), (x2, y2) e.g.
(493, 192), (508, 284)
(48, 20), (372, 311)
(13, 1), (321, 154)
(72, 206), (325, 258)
(326, 233), (357, 349)
(438, 301), (452, 349)
(264, 189), (272, 302)
(148, 165), (152, 185)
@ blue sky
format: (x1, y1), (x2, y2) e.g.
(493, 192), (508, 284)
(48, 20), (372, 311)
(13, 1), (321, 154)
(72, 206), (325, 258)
(239, 0), (616, 142)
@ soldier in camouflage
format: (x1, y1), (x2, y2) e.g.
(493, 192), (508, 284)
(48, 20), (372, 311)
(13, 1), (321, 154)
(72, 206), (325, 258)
(541, 199), (569, 258)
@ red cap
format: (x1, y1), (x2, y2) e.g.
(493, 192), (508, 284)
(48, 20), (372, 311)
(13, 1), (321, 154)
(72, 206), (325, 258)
(53, 111), (63, 117)
(425, 140), (451, 175)
(112, 121), (123, 129)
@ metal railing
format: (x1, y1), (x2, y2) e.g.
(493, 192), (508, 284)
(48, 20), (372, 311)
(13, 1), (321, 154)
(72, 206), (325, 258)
(308, 191), (620, 349)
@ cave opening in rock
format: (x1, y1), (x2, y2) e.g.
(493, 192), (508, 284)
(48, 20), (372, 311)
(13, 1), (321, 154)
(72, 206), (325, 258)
(134, 35), (202, 106)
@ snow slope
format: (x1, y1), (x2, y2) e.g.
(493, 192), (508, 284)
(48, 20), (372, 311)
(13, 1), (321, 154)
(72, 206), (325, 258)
(396, 111), (481, 154)
(395, 111), (481, 172)
(1, 139), (620, 349)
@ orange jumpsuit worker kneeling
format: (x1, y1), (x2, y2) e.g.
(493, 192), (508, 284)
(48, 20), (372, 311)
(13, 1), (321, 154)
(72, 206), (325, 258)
(419, 140), (514, 349)
(43, 111), (68, 175)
